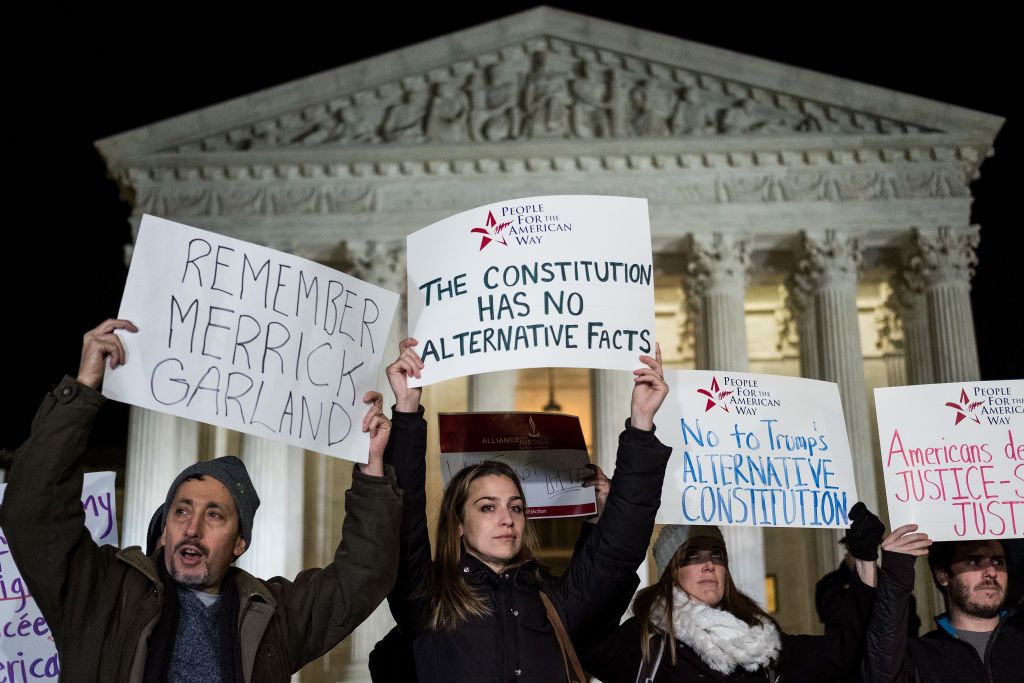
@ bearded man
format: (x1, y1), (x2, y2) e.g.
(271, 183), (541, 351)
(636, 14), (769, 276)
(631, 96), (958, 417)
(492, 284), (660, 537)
(861, 524), (1022, 682)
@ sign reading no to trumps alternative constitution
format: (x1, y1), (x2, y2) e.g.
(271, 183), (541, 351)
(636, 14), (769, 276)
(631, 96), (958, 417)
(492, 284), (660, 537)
(103, 215), (400, 463)
(406, 196), (655, 387)
(876, 380), (1024, 541)
(656, 370), (859, 529)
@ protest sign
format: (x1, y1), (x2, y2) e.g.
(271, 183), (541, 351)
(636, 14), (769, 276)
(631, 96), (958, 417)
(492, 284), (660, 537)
(0, 472), (117, 678)
(103, 215), (400, 463)
(439, 412), (596, 518)
(875, 380), (1024, 541)
(406, 195), (655, 387)
(656, 370), (857, 528)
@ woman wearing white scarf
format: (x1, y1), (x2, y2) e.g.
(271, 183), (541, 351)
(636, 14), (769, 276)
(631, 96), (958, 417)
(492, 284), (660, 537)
(585, 513), (882, 682)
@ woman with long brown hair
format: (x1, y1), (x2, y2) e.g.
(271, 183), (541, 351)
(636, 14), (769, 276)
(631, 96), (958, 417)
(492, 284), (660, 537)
(380, 337), (672, 682)
(585, 511), (884, 683)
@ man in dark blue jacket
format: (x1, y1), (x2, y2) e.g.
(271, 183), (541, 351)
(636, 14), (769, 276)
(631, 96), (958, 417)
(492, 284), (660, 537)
(862, 525), (1021, 682)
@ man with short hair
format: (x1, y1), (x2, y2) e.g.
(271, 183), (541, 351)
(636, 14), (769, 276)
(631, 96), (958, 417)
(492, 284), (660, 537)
(861, 524), (1022, 682)
(0, 319), (401, 681)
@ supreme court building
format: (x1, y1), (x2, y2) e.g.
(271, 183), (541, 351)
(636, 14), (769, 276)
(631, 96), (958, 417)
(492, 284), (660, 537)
(96, 8), (1003, 680)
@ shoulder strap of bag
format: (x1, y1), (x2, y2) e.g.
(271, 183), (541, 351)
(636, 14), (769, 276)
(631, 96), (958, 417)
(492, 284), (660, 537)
(539, 591), (586, 683)
(635, 633), (665, 683)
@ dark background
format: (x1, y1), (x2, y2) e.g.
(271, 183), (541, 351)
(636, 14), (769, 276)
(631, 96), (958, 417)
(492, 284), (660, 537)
(5, 5), (1019, 455)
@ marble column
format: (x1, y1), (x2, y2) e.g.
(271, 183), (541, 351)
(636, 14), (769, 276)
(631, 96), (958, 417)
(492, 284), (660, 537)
(796, 231), (878, 514)
(785, 273), (820, 381)
(236, 436), (305, 580)
(893, 272), (935, 387)
(330, 240), (411, 682)
(123, 407), (199, 550)
(874, 287), (907, 387)
(908, 226), (981, 382)
(591, 368), (649, 587)
(468, 371), (518, 411)
(685, 234), (766, 607)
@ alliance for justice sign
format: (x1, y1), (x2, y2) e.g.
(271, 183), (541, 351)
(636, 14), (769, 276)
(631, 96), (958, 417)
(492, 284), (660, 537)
(876, 380), (1024, 541)
(406, 196), (655, 387)
(103, 215), (399, 463)
(656, 370), (858, 529)
(439, 412), (596, 519)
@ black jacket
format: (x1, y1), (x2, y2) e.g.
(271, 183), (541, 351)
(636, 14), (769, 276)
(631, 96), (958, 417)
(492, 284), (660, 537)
(861, 550), (1023, 682)
(586, 573), (876, 683)
(384, 407), (671, 682)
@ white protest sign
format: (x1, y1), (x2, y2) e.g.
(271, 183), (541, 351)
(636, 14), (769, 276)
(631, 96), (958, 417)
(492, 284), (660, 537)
(103, 215), (400, 463)
(875, 380), (1024, 541)
(407, 196), (654, 387)
(0, 472), (118, 678)
(439, 412), (596, 519)
(656, 370), (858, 528)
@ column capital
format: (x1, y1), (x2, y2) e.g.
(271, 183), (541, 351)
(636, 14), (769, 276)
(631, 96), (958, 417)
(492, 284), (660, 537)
(684, 233), (750, 297)
(784, 271), (815, 316)
(874, 282), (904, 355)
(348, 239), (406, 292)
(796, 230), (861, 289)
(907, 225), (979, 288)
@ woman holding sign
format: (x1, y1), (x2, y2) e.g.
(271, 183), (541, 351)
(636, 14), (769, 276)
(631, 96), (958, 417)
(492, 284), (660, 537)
(585, 506), (885, 682)
(380, 338), (672, 682)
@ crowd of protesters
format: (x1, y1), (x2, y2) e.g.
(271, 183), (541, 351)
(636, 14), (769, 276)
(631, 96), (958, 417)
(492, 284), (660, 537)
(1, 320), (1019, 681)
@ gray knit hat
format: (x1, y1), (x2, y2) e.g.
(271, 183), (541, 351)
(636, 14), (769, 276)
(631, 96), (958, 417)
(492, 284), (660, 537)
(653, 524), (726, 574)
(162, 456), (260, 546)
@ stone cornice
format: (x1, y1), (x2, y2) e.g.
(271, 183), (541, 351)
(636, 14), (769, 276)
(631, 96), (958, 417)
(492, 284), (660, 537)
(112, 132), (990, 180)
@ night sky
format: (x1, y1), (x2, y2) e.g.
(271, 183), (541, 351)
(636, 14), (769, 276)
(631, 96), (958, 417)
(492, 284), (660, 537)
(6, 5), (1019, 453)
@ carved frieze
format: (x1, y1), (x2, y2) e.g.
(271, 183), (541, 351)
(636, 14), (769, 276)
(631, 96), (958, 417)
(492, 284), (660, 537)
(167, 37), (934, 153)
(134, 183), (375, 217)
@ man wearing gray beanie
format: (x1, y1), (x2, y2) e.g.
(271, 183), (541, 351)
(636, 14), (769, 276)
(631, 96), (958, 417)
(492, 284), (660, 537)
(1, 319), (402, 682)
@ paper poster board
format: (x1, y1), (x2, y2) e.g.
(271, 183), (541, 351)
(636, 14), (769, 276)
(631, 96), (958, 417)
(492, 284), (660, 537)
(439, 412), (596, 519)
(407, 195), (654, 387)
(875, 380), (1024, 540)
(0, 472), (118, 677)
(656, 370), (858, 528)
(103, 215), (400, 463)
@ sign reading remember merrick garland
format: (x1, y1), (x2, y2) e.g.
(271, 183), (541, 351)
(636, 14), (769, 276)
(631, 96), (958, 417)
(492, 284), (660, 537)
(406, 195), (655, 387)
(657, 370), (859, 529)
(103, 215), (399, 463)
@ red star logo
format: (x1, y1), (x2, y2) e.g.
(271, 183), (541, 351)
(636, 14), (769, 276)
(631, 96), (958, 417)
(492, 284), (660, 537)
(470, 211), (512, 251)
(945, 388), (982, 426)
(697, 377), (733, 413)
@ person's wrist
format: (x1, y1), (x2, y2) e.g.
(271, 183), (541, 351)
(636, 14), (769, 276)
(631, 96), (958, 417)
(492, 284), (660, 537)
(395, 397), (420, 413)
(631, 413), (653, 431)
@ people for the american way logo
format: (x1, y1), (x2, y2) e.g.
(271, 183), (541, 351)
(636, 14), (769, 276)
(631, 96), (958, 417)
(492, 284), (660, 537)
(470, 211), (512, 251)
(945, 388), (983, 425)
(697, 377), (732, 413)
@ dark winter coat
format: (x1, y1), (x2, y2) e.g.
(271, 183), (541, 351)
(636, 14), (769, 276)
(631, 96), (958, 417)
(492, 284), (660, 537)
(861, 550), (1023, 682)
(0, 376), (402, 682)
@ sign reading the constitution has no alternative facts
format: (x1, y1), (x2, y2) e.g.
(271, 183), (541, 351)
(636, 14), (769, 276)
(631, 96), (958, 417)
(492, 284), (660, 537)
(103, 215), (399, 463)
(0, 472), (117, 679)
(876, 380), (1024, 541)
(656, 370), (858, 529)
(406, 196), (655, 387)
